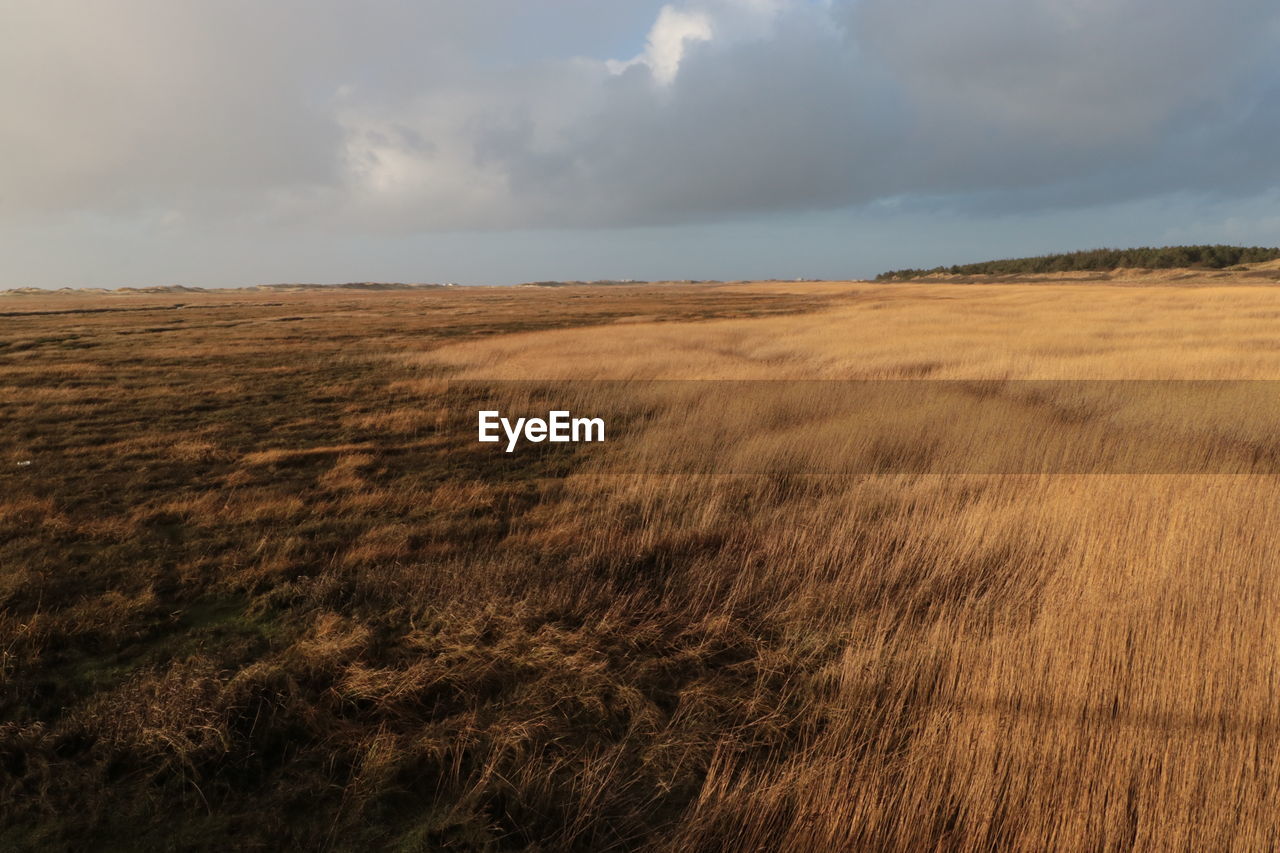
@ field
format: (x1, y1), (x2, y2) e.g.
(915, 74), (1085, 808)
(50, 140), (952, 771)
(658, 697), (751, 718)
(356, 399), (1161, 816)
(5, 272), (1280, 850)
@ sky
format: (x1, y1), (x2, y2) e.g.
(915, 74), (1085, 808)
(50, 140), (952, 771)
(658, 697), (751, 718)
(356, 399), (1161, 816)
(3, 0), (1280, 288)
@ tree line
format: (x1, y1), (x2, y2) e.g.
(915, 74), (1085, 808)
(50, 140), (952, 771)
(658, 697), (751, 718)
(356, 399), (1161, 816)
(876, 245), (1280, 281)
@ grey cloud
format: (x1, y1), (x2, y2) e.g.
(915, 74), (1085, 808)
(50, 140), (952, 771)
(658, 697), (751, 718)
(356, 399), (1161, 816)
(853, 0), (1279, 141)
(327, 0), (1280, 229)
(0, 0), (656, 220)
(3, 0), (1279, 233)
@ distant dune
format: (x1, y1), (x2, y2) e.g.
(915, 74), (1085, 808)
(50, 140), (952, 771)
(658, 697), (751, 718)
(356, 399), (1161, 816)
(0, 282), (457, 296)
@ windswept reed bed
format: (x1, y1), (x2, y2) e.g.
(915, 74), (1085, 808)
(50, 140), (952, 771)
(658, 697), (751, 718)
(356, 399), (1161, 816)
(4, 278), (1280, 849)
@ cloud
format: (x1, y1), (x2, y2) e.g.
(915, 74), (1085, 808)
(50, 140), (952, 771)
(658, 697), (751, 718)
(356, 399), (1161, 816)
(853, 0), (1279, 142)
(3, 0), (1279, 236)
(607, 5), (714, 85)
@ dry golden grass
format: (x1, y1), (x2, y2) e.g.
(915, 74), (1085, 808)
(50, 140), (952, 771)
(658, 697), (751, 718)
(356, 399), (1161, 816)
(424, 281), (1280, 379)
(422, 280), (1280, 849)
(4, 276), (1280, 849)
